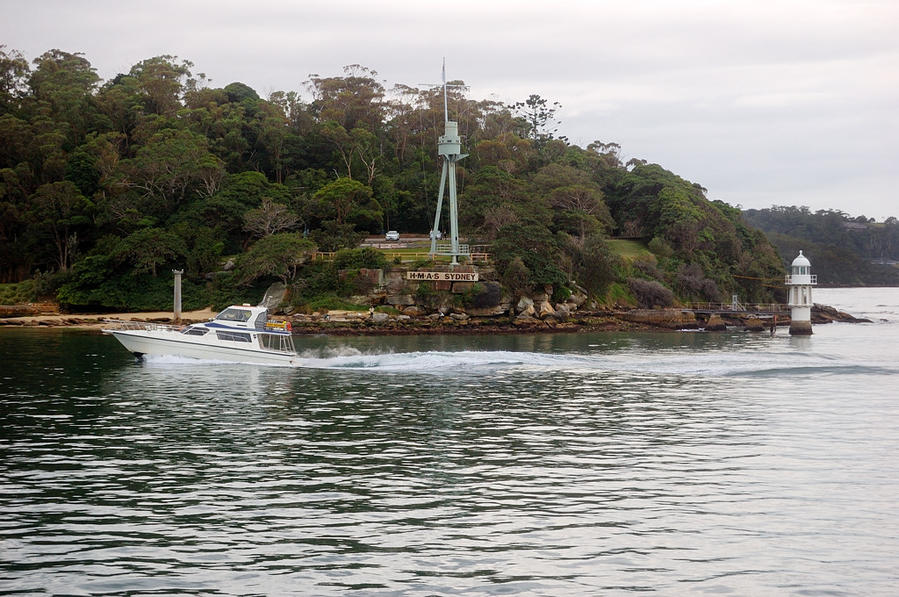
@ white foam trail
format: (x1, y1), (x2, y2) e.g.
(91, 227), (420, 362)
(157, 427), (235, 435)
(141, 354), (233, 366)
(139, 354), (294, 368)
(293, 347), (891, 378)
(140, 347), (892, 378)
(292, 350), (580, 373)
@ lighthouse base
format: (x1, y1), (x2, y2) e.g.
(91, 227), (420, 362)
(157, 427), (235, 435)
(789, 320), (813, 335)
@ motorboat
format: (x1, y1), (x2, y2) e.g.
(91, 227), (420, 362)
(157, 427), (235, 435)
(103, 304), (299, 366)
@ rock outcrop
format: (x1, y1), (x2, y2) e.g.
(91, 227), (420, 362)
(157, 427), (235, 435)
(704, 314), (727, 331)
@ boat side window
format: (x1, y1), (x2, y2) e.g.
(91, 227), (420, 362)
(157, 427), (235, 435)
(252, 312), (268, 330)
(215, 331), (252, 343)
(216, 308), (252, 322)
(182, 327), (208, 336)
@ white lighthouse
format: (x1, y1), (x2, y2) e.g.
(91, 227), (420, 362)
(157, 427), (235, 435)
(786, 250), (816, 335)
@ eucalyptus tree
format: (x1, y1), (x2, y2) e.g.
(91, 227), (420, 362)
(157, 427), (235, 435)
(128, 55), (203, 116)
(306, 65), (386, 132)
(0, 45), (30, 116)
(27, 180), (93, 272)
(27, 49), (101, 147)
(119, 128), (224, 221)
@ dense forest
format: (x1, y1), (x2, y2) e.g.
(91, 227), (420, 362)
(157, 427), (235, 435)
(743, 207), (899, 286)
(0, 47), (787, 311)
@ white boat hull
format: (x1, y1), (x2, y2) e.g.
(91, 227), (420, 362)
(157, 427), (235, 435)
(107, 329), (300, 366)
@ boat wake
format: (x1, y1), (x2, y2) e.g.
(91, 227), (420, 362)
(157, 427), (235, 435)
(142, 348), (895, 378)
(299, 344), (898, 376)
(294, 349), (585, 373)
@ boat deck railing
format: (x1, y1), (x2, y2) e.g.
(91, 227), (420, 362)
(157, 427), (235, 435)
(102, 319), (183, 332)
(259, 333), (296, 354)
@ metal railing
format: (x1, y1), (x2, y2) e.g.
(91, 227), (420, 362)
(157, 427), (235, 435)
(312, 251), (491, 264)
(684, 302), (790, 313)
(102, 319), (182, 332)
(431, 241), (470, 256)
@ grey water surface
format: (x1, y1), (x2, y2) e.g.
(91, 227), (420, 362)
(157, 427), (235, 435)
(1, 288), (897, 595)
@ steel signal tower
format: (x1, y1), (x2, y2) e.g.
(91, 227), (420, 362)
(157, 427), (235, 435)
(429, 60), (468, 265)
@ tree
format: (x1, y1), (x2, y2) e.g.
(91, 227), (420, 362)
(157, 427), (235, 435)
(27, 180), (92, 271)
(28, 49), (101, 146)
(306, 65), (385, 131)
(121, 128), (224, 211)
(309, 220), (365, 252)
(117, 227), (186, 277)
(550, 184), (613, 242)
(0, 45), (30, 115)
(236, 233), (315, 284)
(587, 140), (623, 169)
(128, 55), (202, 116)
(509, 94), (562, 144)
(0, 166), (30, 280)
(0, 113), (32, 169)
(577, 234), (620, 297)
(243, 196), (300, 238)
(312, 177), (375, 226)
(492, 221), (566, 289)
(223, 81), (259, 103)
(253, 100), (289, 182)
(475, 133), (535, 174)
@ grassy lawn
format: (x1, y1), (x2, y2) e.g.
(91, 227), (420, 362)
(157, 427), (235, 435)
(366, 245), (467, 264)
(607, 239), (652, 260)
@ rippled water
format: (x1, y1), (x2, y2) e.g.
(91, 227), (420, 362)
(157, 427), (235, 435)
(2, 288), (898, 595)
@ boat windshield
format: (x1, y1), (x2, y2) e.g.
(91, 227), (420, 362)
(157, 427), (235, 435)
(215, 307), (253, 322)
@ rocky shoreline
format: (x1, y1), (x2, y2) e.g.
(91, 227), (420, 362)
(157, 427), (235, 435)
(0, 265), (871, 334)
(0, 304), (869, 334)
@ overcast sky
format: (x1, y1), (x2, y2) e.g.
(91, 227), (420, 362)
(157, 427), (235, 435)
(3, 0), (897, 218)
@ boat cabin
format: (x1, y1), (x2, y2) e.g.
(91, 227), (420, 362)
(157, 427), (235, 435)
(180, 304), (295, 353)
(214, 305), (270, 330)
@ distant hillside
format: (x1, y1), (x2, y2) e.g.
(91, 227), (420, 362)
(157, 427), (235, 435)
(742, 207), (899, 287)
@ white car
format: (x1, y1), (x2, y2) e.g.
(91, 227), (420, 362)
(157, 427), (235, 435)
(385, 230), (400, 241)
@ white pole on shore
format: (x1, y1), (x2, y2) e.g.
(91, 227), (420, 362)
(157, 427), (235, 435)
(173, 269), (183, 323)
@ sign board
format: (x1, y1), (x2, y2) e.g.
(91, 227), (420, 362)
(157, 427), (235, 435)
(406, 271), (479, 282)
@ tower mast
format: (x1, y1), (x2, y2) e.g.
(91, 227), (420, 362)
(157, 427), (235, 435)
(430, 60), (468, 265)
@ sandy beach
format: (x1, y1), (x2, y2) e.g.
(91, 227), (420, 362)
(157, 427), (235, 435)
(0, 309), (217, 330)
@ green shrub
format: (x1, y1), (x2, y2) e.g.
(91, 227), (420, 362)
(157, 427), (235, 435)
(59, 268), (211, 312)
(552, 285), (572, 303)
(291, 263), (338, 302)
(414, 282), (435, 300)
(303, 294), (369, 312)
(501, 256), (530, 297)
(577, 235), (621, 297)
(648, 236), (674, 258)
(605, 282), (633, 306)
(333, 247), (388, 270)
(459, 282), (503, 309)
(627, 277), (675, 308)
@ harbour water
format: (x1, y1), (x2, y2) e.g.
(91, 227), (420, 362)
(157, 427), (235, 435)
(1, 288), (898, 595)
